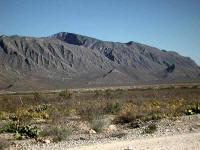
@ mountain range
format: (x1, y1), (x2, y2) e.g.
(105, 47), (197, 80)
(0, 32), (199, 91)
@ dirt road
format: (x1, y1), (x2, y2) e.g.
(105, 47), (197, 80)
(67, 132), (200, 150)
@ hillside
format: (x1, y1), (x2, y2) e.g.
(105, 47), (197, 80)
(0, 33), (199, 90)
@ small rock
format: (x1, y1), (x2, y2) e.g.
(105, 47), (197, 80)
(89, 129), (96, 134)
(176, 120), (182, 123)
(108, 125), (117, 131)
(44, 139), (51, 144)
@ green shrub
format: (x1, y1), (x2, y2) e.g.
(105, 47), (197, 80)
(0, 122), (41, 140)
(9, 104), (49, 122)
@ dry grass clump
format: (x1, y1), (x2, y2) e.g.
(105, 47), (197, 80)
(89, 119), (105, 133)
(114, 109), (148, 124)
(41, 124), (72, 142)
(77, 100), (104, 121)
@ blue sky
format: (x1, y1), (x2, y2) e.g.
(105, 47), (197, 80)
(0, 0), (200, 65)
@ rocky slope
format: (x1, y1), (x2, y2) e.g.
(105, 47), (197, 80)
(0, 33), (199, 90)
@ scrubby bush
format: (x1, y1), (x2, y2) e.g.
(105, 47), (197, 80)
(77, 101), (104, 121)
(9, 104), (49, 122)
(41, 125), (72, 142)
(89, 119), (105, 133)
(105, 100), (123, 114)
(59, 89), (75, 99)
(114, 110), (147, 124)
(0, 122), (41, 140)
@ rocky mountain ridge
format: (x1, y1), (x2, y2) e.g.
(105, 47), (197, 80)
(0, 32), (199, 91)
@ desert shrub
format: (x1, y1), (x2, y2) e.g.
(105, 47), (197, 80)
(59, 89), (75, 99)
(114, 111), (135, 124)
(47, 100), (78, 123)
(9, 104), (49, 122)
(0, 122), (41, 140)
(94, 90), (102, 97)
(47, 106), (66, 124)
(105, 100), (123, 114)
(77, 101), (104, 121)
(114, 110), (147, 124)
(41, 125), (72, 142)
(104, 89), (112, 98)
(89, 119), (105, 133)
(144, 123), (157, 134)
(33, 92), (43, 104)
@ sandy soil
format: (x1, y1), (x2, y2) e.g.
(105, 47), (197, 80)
(67, 132), (200, 150)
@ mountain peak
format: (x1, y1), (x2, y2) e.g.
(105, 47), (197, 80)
(0, 33), (199, 90)
(52, 32), (86, 46)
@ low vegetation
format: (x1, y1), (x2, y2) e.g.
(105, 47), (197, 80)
(0, 85), (200, 143)
(89, 119), (105, 133)
(41, 124), (72, 142)
(0, 122), (40, 140)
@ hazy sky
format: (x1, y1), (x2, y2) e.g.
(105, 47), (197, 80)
(0, 0), (200, 65)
